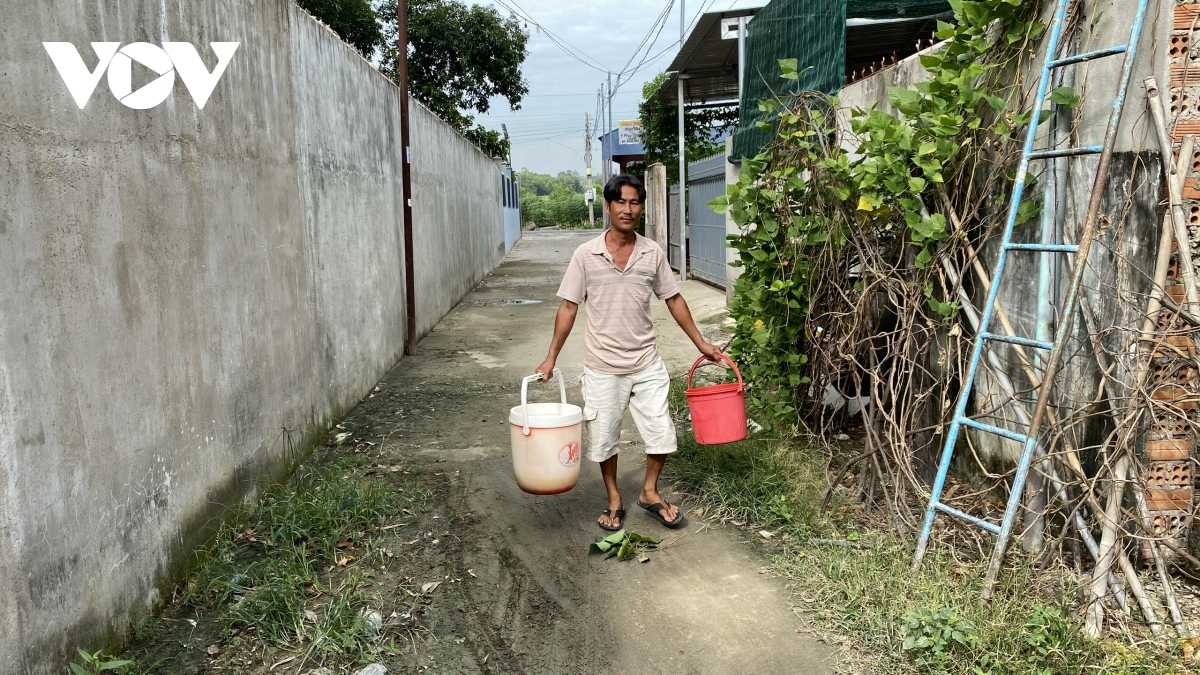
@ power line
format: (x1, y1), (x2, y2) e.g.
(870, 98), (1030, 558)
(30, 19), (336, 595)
(615, 12), (677, 93)
(493, 0), (613, 73)
(480, 110), (639, 120)
(687, 0), (720, 35)
(615, 0), (675, 83)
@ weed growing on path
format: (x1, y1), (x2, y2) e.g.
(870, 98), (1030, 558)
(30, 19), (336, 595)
(69, 649), (134, 675)
(666, 384), (1181, 675)
(120, 449), (432, 673)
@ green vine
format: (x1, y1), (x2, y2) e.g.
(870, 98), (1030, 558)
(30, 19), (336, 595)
(713, 0), (1058, 429)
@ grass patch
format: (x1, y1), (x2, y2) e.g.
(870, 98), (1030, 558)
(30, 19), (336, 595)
(667, 382), (1183, 674)
(149, 453), (428, 669)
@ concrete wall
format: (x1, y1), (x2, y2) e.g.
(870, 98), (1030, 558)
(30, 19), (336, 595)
(411, 101), (506, 338)
(833, 0), (1171, 469)
(0, 2), (504, 672)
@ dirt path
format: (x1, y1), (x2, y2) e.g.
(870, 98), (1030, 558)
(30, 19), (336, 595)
(352, 230), (837, 674)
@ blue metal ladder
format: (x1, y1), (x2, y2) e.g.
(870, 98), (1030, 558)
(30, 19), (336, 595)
(911, 0), (1153, 599)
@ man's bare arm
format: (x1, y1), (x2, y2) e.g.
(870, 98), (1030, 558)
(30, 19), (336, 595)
(665, 294), (722, 361)
(536, 299), (579, 380)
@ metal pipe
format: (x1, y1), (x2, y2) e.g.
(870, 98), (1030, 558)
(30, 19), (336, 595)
(397, 0), (418, 355)
(1027, 28), (1074, 555)
(737, 16), (747, 102)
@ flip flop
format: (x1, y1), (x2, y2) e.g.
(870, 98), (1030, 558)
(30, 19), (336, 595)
(598, 507), (626, 532)
(637, 499), (686, 529)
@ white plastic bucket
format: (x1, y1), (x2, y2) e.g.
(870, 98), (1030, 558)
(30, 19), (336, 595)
(509, 369), (583, 495)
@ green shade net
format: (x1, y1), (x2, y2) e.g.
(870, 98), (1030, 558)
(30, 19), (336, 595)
(730, 0), (951, 161)
(848, 0), (954, 20)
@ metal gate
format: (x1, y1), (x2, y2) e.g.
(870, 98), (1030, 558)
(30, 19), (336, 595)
(686, 151), (727, 288)
(666, 185), (682, 271)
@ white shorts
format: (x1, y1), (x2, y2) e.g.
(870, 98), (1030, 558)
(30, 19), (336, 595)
(581, 358), (677, 463)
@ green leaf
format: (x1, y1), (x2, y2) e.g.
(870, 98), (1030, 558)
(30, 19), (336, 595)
(888, 86), (922, 113)
(70, 665), (90, 675)
(616, 540), (635, 561)
(1014, 199), (1043, 226)
(778, 58), (799, 80)
(1048, 86), (1079, 109)
(99, 661), (134, 672)
(602, 530), (626, 544)
(923, 282), (960, 318)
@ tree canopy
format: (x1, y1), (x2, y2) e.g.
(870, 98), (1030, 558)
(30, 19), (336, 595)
(296, 0), (382, 57)
(518, 170), (599, 229)
(298, 0), (529, 159)
(638, 73), (737, 182)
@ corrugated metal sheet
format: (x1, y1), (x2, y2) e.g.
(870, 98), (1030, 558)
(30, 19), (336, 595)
(688, 151), (728, 288)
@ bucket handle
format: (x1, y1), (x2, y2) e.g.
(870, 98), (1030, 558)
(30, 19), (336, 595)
(687, 354), (744, 392)
(521, 368), (565, 436)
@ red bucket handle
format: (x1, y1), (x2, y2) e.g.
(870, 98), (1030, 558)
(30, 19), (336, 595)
(687, 353), (744, 392)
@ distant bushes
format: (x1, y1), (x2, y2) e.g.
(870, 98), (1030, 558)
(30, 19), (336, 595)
(518, 170), (598, 229)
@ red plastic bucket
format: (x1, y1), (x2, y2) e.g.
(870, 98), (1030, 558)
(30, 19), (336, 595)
(684, 354), (748, 445)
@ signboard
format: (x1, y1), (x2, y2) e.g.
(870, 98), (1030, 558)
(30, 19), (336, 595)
(617, 120), (642, 146)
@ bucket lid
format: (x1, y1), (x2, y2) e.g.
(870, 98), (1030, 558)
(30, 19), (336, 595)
(510, 402), (583, 429)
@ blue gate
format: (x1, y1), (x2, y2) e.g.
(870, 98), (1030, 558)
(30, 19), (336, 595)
(686, 151), (727, 288)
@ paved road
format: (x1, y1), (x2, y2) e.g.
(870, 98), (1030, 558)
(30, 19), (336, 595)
(375, 230), (838, 674)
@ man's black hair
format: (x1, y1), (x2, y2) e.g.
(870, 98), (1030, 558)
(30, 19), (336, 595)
(603, 174), (647, 204)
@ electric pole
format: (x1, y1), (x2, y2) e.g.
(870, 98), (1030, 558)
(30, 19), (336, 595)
(677, 0), (688, 281)
(604, 72), (613, 228)
(584, 113), (595, 228)
(397, 0), (418, 353)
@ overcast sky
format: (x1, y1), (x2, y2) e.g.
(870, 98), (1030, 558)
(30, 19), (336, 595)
(473, 0), (763, 176)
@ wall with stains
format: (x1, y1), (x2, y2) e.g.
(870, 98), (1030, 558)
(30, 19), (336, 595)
(410, 100), (507, 339)
(0, 1), (503, 672)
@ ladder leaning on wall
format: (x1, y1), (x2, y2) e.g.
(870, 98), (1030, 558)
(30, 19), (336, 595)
(910, 0), (1153, 598)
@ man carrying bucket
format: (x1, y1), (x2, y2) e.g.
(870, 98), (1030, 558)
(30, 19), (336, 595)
(535, 174), (723, 531)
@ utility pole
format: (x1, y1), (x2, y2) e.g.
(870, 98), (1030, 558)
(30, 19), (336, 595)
(677, 0), (687, 281)
(584, 113), (595, 228)
(501, 123), (512, 167)
(604, 71), (613, 228)
(397, 0), (418, 354)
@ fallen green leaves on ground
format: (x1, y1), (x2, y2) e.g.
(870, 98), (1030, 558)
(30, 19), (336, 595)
(666, 385), (1183, 675)
(588, 529), (662, 562)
